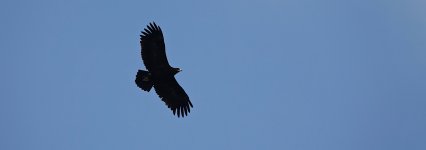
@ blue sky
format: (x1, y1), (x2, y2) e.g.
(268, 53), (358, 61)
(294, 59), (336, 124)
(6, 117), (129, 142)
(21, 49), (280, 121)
(1, 0), (426, 149)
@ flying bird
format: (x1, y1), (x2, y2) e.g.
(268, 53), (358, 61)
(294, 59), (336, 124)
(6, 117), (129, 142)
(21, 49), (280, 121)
(135, 22), (193, 117)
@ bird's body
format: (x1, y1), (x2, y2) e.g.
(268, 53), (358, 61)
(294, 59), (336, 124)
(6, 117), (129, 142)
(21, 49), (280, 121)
(135, 22), (193, 117)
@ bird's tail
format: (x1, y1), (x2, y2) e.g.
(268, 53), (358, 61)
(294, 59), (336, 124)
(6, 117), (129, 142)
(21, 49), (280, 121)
(135, 70), (153, 92)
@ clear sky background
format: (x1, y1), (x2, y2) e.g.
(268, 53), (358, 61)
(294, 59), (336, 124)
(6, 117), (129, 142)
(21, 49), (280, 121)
(1, 0), (426, 150)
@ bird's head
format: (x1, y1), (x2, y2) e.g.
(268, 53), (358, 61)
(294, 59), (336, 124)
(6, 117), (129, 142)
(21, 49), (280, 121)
(173, 67), (182, 75)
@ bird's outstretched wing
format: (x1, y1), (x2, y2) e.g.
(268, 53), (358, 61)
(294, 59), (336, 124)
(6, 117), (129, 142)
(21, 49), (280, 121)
(154, 77), (193, 117)
(140, 22), (171, 71)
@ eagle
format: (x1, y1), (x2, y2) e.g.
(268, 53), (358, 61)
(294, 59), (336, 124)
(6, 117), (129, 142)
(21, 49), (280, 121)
(135, 22), (193, 117)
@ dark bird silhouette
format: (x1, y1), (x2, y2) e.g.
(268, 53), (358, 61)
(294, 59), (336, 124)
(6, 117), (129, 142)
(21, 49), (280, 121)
(135, 22), (193, 117)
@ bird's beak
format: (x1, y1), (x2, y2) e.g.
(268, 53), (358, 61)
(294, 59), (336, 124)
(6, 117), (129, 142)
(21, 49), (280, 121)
(178, 68), (182, 72)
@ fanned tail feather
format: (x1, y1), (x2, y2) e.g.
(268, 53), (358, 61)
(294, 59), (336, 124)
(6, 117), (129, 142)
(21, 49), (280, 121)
(135, 70), (153, 92)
